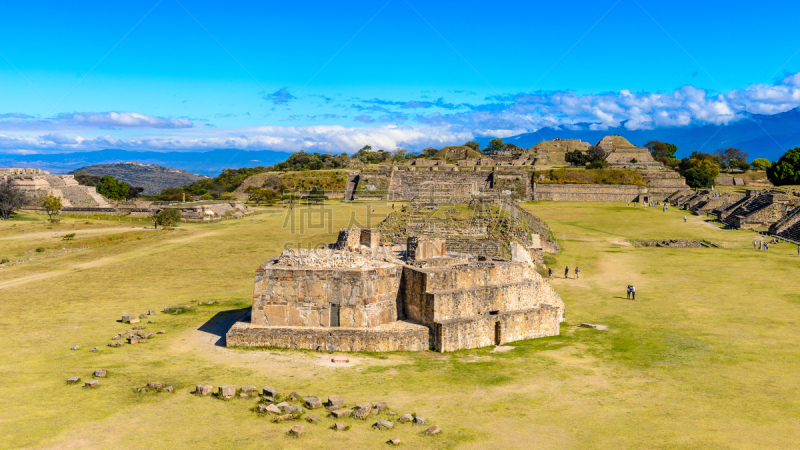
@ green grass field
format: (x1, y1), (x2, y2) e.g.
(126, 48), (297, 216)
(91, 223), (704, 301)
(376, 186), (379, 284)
(1, 200), (799, 449)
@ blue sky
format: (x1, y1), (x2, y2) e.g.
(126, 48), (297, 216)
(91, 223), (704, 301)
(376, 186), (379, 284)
(2, 0), (800, 153)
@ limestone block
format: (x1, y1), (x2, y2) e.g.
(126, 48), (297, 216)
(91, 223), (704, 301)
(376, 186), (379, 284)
(327, 395), (344, 408)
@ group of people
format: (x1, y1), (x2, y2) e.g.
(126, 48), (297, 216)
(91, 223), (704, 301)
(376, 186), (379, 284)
(626, 285), (636, 300)
(547, 266), (580, 279)
(753, 238), (800, 254)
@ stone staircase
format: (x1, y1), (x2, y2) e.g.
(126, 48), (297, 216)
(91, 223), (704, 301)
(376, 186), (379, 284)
(716, 193), (776, 227)
(769, 207), (800, 242)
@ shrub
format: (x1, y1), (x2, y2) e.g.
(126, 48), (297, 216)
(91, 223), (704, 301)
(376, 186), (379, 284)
(153, 209), (182, 227)
(587, 160), (610, 169)
(684, 167), (715, 188)
(36, 247), (45, 253)
(0, 257), (10, 264)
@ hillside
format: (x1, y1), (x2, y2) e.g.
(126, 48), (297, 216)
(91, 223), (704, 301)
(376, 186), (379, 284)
(433, 145), (482, 161)
(69, 162), (209, 195)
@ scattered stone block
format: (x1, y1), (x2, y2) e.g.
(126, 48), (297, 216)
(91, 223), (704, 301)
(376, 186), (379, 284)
(579, 323), (608, 331)
(285, 405), (305, 414)
(241, 385), (257, 393)
(306, 415), (319, 423)
(413, 416), (426, 425)
(373, 420), (394, 429)
(263, 396), (275, 403)
(262, 386), (277, 397)
(90, 347), (98, 353)
(388, 437), (401, 445)
(398, 414), (413, 423)
(195, 385), (213, 395)
(332, 355), (349, 363)
(304, 397), (322, 409)
(290, 391), (298, 400)
(93, 369), (106, 377)
(374, 401), (388, 412)
(147, 382), (164, 389)
(122, 313), (131, 322)
(157, 330), (165, 334)
(207, 301), (215, 305)
(71, 345), (79, 350)
(84, 380), (99, 388)
(138, 313), (147, 319)
(163, 307), (171, 312)
(276, 401), (290, 409)
(328, 394), (345, 408)
(330, 409), (352, 418)
(219, 385), (235, 398)
(275, 414), (296, 423)
(129, 316), (140, 324)
(67, 376), (80, 384)
(163, 386), (174, 393)
(128, 337), (138, 344)
(239, 393), (249, 398)
(424, 425), (441, 435)
(264, 404), (281, 414)
(333, 423), (348, 431)
(351, 403), (372, 420)
(148, 320), (154, 324)
(148, 310), (156, 315)
(288, 425), (304, 436)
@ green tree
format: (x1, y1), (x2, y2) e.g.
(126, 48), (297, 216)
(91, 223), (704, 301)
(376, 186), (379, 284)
(153, 208), (181, 226)
(484, 138), (505, 155)
(393, 148), (407, 161)
(587, 159), (609, 169)
(421, 147), (438, 158)
(96, 175), (129, 201)
(751, 158), (771, 171)
(220, 192), (237, 200)
(0, 179), (27, 220)
(684, 167), (715, 188)
(586, 146), (606, 163)
(39, 194), (63, 221)
(464, 141), (480, 151)
(766, 147), (800, 186)
(714, 148), (749, 170)
(565, 150), (588, 166)
(645, 141), (678, 160)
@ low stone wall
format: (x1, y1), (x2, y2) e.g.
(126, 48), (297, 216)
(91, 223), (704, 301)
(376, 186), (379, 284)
(433, 306), (560, 352)
(226, 319), (430, 352)
(533, 183), (647, 202)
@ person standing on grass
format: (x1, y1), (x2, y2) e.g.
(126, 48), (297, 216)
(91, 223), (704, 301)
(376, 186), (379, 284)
(753, 240), (757, 250)
(548, 267), (552, 278)
(626, 285), (631, 299)
(564, 266), (569, 279)
(684, 215), (687, 222)
(796, 245), (799, 256)
(631, 285), (636, 300)
(575, 266), (580, 278)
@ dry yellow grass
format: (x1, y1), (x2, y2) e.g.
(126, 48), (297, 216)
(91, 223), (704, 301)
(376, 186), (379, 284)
(1, 200), (799, 449)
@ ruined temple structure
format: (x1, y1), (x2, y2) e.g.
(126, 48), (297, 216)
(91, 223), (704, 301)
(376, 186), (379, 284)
(595, 136), (664, 170)
(713, 190), (791, 229)
(769, 206), (800, 243)
(1, 168), (111, 207)
(669, 190), (745, 216)
(226, 228), (565, 352)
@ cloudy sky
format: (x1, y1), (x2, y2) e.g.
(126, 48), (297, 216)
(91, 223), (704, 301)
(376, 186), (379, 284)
(3, 0), (800, 154)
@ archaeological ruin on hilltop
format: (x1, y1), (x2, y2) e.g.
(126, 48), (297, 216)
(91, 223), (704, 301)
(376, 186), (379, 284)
(1, 168), (251, 222)
(227, 202), (565, 352)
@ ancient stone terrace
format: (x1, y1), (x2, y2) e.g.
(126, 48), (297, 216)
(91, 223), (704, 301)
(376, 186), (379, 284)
(226, 228), (565, 353)
(714, 190), (790, 229)
(768, 206), (800, 243)
(3, 168), (111, 208)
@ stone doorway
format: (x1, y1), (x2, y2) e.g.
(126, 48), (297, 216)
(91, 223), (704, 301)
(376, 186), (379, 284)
(494, 321), (502, 345)
(330, 303), (340, 327)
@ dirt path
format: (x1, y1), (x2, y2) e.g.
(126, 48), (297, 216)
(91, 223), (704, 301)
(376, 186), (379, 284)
(0, 226), (155, 241)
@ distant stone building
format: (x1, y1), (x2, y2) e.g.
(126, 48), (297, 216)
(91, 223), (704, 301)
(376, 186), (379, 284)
(595, 136), (664, 170)
(1, 168), (110, 207)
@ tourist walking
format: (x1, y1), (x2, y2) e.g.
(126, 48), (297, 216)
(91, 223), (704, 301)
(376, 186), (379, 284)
(626, 285), (631, 299)
(753, 240), (757, 249)
(564, 266), (569, 279)
(631, 285), (636, 300)
(575, 266), (580, 278)
(684, 215), (687, 222)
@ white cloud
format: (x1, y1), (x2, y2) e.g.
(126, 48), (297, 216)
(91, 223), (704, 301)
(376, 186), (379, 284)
(57, 112), (193, 129)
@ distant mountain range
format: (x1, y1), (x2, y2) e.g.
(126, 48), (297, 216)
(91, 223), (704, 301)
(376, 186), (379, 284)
(0, 149), (293, 176)
(482, 106), (800, 161)
(2, 107), (800, 175)
(68, 163), (210, 195)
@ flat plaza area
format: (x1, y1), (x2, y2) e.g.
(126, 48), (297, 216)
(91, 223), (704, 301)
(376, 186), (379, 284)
(1, 200), (798, 449)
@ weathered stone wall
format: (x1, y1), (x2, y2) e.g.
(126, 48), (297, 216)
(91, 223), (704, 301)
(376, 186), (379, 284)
(251, 253), (402, 328)
(407, 237), (446, 260)
(533, 183), (647, 202)
(227, 319), (429, 352)
(433, 306), (560, 352)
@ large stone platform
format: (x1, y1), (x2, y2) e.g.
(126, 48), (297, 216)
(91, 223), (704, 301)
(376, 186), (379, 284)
(227, 229), (565, 352)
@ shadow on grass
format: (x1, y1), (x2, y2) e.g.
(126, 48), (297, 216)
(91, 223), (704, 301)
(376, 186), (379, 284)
(197, 307), (250, 347)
